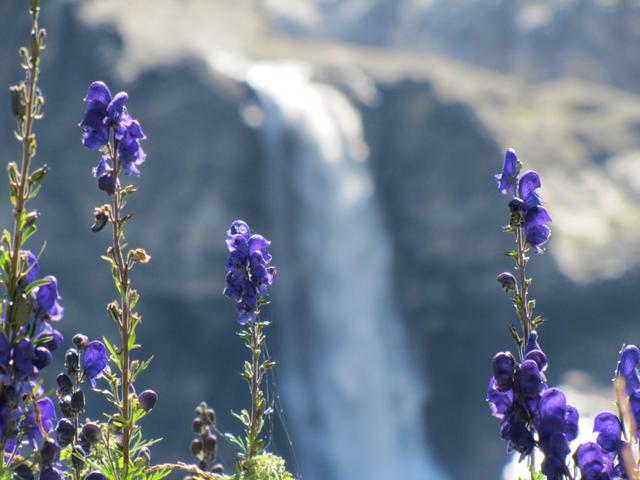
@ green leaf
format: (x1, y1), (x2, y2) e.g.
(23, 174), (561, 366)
(23, 278), (49, 294)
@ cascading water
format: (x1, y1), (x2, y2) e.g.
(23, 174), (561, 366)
(245, 61), (447, 480)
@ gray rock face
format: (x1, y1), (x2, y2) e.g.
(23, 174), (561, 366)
(2, 2), (640, 480)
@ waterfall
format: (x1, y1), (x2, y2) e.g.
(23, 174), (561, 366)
(245, 61), (447, 480)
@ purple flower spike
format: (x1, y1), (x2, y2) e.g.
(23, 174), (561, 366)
(224, 221), (276, 324)
(496, 148), (519, 197)
(82, 340), (108, 383)
(80, 81), (147, 177)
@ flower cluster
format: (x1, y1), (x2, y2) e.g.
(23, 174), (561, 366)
(80, 81), (146, 185)
(0, 251), (65, 456)
(496, 148), (552, 253)
(487, 332), (579, 477)
(54, 334), (108, 477)
(223, 220), (277, 325)
(575, 412), (625, 479)
(187, 402), (223, 476)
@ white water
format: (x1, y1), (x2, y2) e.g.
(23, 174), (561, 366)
(246, 62), (446, 480)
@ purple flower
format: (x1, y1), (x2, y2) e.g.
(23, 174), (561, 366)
(496, 148), (519, 197)
(618, 345), (640, 394)
(93, 157), (116, 195)
(33, 276), (64, 321)
(36, 321), (64, 352)
(22, 397), (56, 443)
(80, 82), (112, 150)
(82, 340), (108, 384)
(518, 171), (552, 253)
(495, 149), (552, 253)
(575, 442), (612, 480)
(593, 412), (623, 453)
(138, 390), (157, 412)
(39, 467), (62, 480)
(492, 352), (515, 391)
(534, 389), (578, 479)
(80, 81), (147, 176)
(223, 221), (276, 325)
(20, 251), (39, 287)
(116, 118), (146, 176)
(13, 339), (35, 379)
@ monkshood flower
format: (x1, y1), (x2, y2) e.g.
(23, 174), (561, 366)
(575, 413), (626, 479)
(33, 276), (64, 321)
(534, 389), (578, 479)
(496, 149), (552, 253)
(615, 344), (640, 431)
(223, 220), (277, 325)
(487, 330), (579, 472)
(80, 81), (147, 179)
(81, 340), (108, 386)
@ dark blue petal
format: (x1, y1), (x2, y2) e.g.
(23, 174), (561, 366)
(491, 352), (515, 391)
(593, 411), (622, 452)
(519, 170), (542, 202)
(229, 220), (251, 238)
(13, 339), (35, 378)
(82, 340), (108, 380)
(518, 359), (544, 399)
(84, 81), (112, 105)
(106, 92), (129, 124)
(496, 148), (519, 197)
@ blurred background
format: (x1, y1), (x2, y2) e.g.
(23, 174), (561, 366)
(2, 0), (640, 478)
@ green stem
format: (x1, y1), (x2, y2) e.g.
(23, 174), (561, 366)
(0, 0), (42, 466)
(515, 225), (530, 359)
(109, 139), (132, 479)
(246, 320), (263, 461)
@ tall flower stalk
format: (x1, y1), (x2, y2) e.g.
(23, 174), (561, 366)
(5, 0), (46, 333)
(0, 1), (67, 476)
(79, 81), (156, 480)
(223, 220), (277, 469)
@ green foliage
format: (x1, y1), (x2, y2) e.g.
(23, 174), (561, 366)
(234, 454), (294, 480)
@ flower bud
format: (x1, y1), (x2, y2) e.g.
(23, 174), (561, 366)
(71, 446), (85, 470)
(192, 418), (203, 434)
(34, 346), (52, 369)
(71, 390), (85, 411)
(81, 422), (101, 444)
(23, 211), (39, 228)
(137, 447), (151, 466)
(56, 373), (73, 395)
(65, 349), (79, 374)
(56, 418), (75, 447)
(138, 390), (157, 412)
(9, 84), (26, 120)
(14, 464), (34, 480)
(204, 434), (217, 456)
(496, 272), (517, 293)
(58, 397), (72, 417)
(191, 438), (203, 457)
(205, 408), (216, 425)
(7, 162), (20, 184)
(84, 472), (107, 480)
(97, 173), (115, 196)
(73, 334), (89, 349)
(40, 438), (57, 465)
(30, 165), (49, 184)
